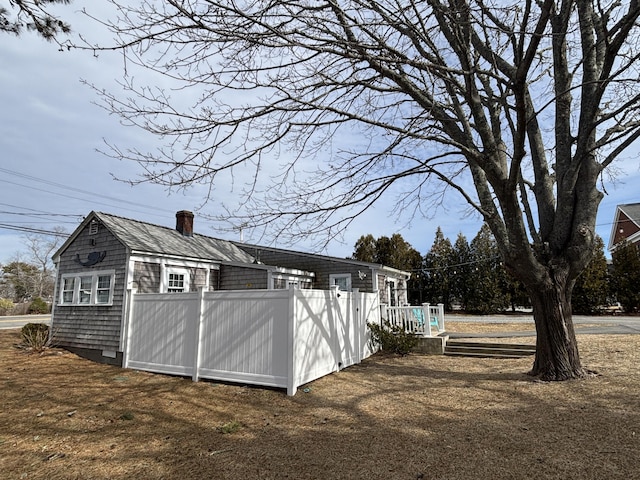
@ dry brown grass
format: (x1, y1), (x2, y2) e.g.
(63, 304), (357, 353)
(1, 327), (639, 480)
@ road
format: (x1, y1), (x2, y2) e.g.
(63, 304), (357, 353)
(446, 313), (640, 337)
(0, 314), (50, 330)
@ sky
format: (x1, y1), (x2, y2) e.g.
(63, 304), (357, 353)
(1, 2), (638, 266)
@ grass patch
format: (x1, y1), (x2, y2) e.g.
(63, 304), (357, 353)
(218, 420), (241, 434)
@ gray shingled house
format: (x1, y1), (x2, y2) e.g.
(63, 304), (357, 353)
(51, 210), (410, 367)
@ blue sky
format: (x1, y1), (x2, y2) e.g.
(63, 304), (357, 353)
(0, 2), (638, 265)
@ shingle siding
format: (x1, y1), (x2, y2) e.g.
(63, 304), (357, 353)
(133, 262), (160, 293)
(135, 261), (210, 292)
(220, 265), (268, 289)
(236, 246), (375, 292)
(52, 219), (127, 351)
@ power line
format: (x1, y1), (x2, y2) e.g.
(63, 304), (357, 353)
(0, 167), (176, 217)
(0, 223), (69, 237)
(0, 211), (80, 217)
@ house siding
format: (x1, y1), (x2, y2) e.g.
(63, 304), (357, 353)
(133, 262), (160, 293)
(52, 219), (127, 352)
(234, 244), (409, 304)
(134, 261), (210, 293)
(236, 246), (375, 291)
(219, 265), (268, 289)
(614, 211), (640, 246)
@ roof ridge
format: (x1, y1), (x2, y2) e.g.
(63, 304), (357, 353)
(94, 210), (228, 242)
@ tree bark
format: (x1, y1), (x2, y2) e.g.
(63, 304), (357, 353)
(527, 271), (587, 381)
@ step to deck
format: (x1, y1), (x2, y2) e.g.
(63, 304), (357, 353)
(444, 340), (536, 358)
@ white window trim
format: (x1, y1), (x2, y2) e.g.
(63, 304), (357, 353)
(59, 270), (115, 306)
(329, 273), (352, 291)
(271, 275), (313, 290)
(161, 266), (191, 293)
(127, 255), (215, 291)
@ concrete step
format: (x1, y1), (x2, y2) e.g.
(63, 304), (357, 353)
(444, 340), (536, 358)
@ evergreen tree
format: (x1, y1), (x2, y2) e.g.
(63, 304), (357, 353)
(450, 233), (472, 310)
(423, 228), (455, 310)
(352, 234), (376, 263)
(505, 274), (531, 312)
(572, 236), (609, 314)
(1, 0), (71, 40)
(467, 224), (510, 314)
(611, 241), (640, 313)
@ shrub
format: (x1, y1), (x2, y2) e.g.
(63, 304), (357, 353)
(28, 297), (49, 314)
(20, 323), (50, 352)
(0, 298), (14, 315)
(367, 320), (418, 356)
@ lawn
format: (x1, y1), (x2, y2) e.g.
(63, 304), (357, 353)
(1, 327), (638, 479)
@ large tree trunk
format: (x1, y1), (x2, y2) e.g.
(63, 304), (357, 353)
(527, 272), (587, 380)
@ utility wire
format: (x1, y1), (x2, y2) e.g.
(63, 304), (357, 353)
(0, 223), (69, 237)
(0, 167), (170, 212)
(0, 167), (177, 218)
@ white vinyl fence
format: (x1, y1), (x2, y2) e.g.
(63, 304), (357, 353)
(123, 287), (380, 395)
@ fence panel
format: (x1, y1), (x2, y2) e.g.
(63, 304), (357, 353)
(291, 289), (338, 389)
(291, 289), (380, 393)
(197, 290), (290, 389)
(358, 291), (381, 358)
(126, 292), (200, 376)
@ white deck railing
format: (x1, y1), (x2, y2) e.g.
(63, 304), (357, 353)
(381, 303), (445, 336)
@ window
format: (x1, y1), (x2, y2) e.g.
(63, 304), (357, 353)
(59, 271), (115, 306)
(96, 275), (112, 303)
(168, 273), (186, 293)
(272, 274), (313, 290)
(330, 274), (351, 291)
(79, 276), (92, 304)
(62, 277), (75, 303)
(387, 280), (397, 306)
(164, 267), (191, 293)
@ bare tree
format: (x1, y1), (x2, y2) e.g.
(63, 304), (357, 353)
(24, 227), (66, 299)
(85, 1), (640, 380)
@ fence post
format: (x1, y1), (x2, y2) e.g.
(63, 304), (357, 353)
(380, 303), (387, 326)
(422, 303), (431, 336)
(438, 303), (445, 332)
(286, 284), (297, 396)
(329, 285), (341, 372)
(352, 288), (361, 363)
(192, 287), (206, 382)
(122, 288), (137, 369)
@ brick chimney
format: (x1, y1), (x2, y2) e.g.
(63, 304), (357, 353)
(176, 210), (194, 237)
